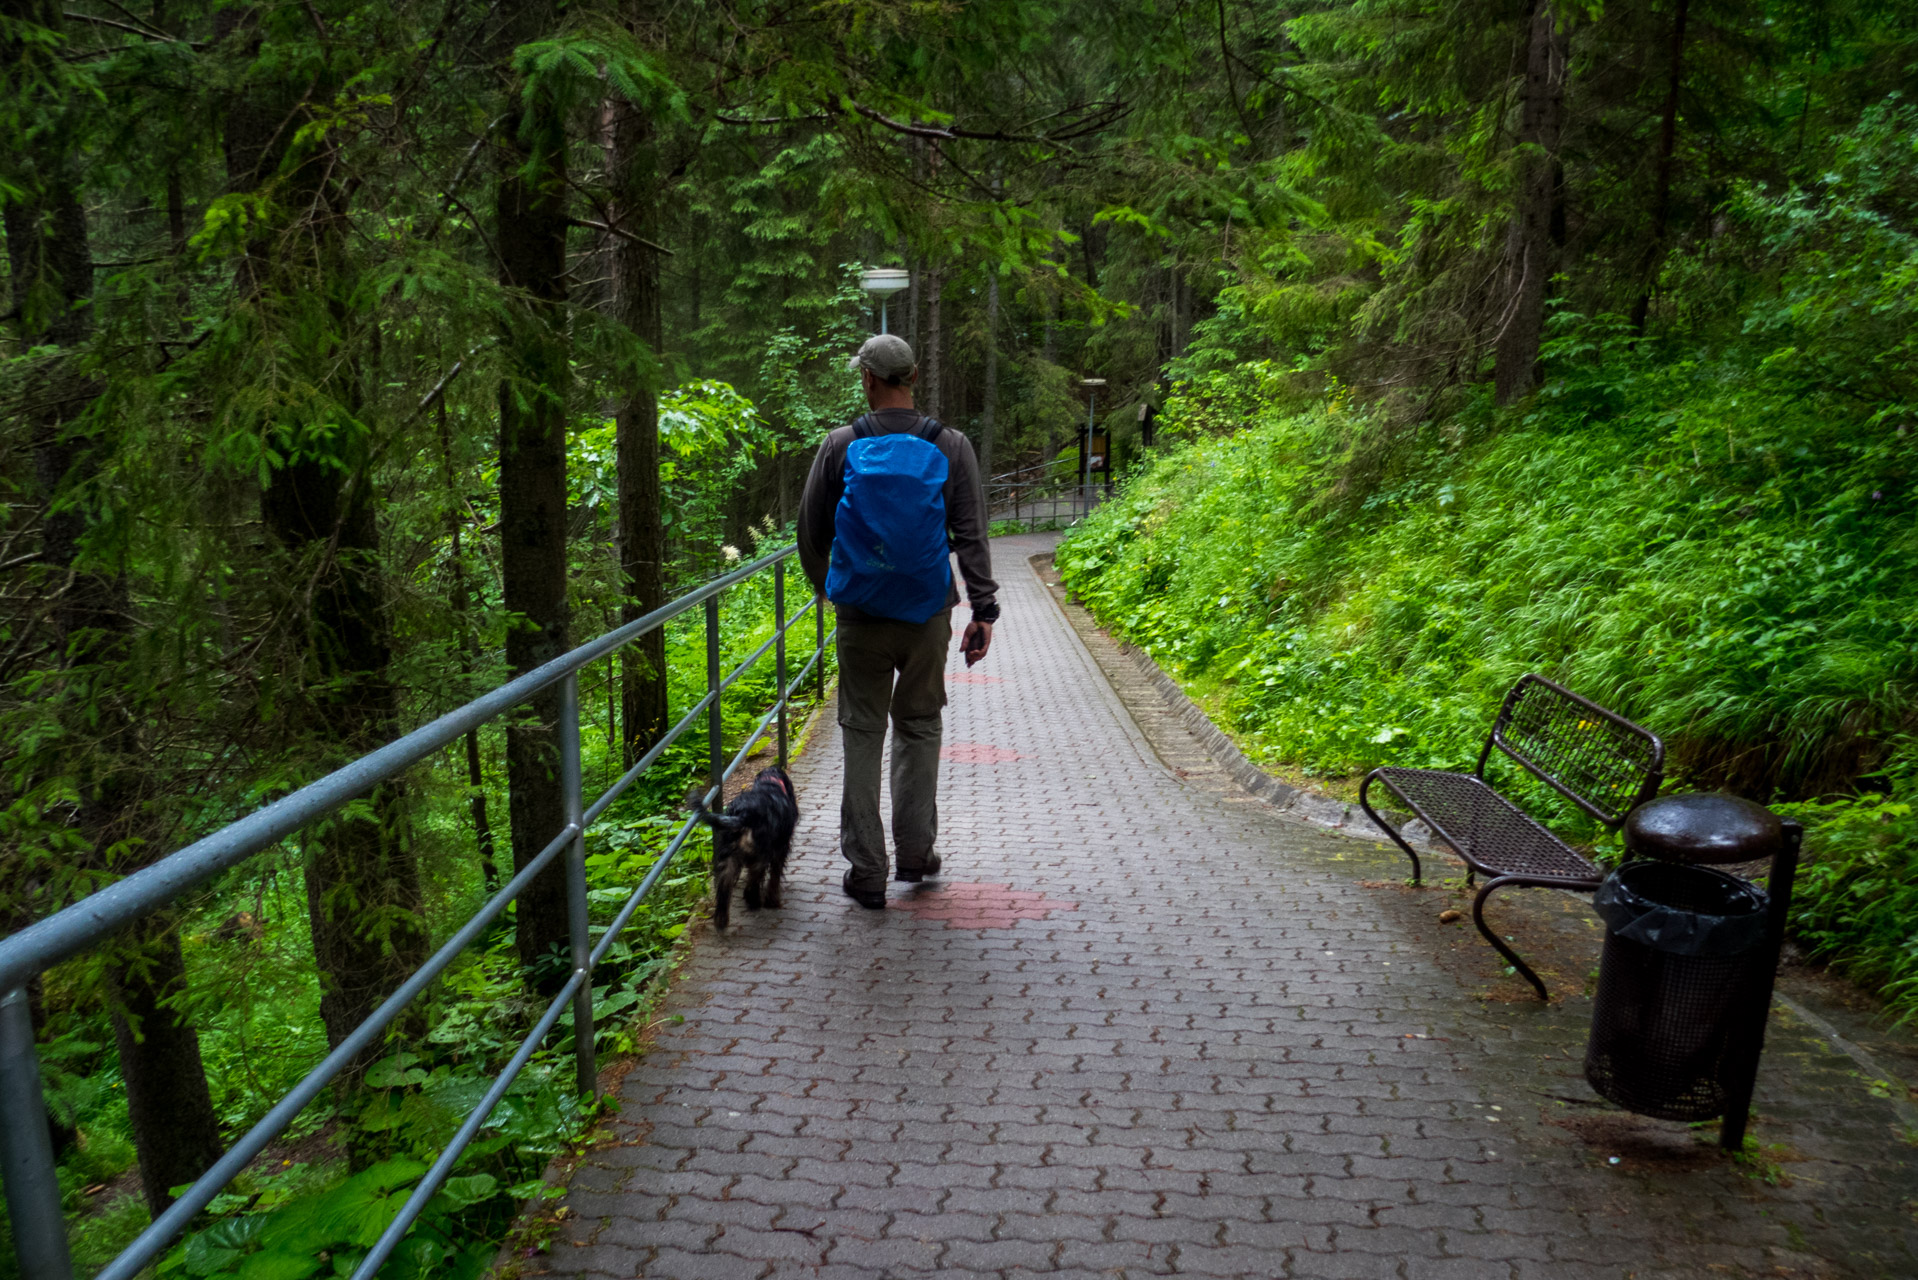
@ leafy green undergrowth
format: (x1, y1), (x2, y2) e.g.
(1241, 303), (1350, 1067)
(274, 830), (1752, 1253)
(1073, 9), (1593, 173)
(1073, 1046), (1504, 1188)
(1058, 331), (1918, 1012)
(161, 1158), (503, 1280)
(1774, 754), (1918, 1017)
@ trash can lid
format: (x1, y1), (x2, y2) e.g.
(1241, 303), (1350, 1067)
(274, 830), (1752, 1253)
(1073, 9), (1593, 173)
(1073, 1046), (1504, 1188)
(1624, 792), (1785, 865)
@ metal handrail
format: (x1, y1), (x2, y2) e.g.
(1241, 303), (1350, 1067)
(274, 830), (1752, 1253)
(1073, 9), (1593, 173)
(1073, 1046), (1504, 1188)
(986, 477), (1104, 526)
(987, 456), (1076, 482)
(0, 546), (833, 1280)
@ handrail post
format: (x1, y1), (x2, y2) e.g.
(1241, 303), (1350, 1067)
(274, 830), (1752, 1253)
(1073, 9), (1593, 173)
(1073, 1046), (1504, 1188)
(706, 595), (723, 796)
(0, 988), (74, 1280)
(774, 561), (789, 769)
(814, 593), (826, 701)
(558, 674), (594, 1100)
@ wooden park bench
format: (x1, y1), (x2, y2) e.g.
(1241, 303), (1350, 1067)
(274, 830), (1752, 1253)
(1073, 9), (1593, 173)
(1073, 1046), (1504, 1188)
(1359, 674), (1666, 1000)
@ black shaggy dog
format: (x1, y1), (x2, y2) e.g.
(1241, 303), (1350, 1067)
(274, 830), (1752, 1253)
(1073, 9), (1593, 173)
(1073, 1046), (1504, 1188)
(693, 765), (799, 931)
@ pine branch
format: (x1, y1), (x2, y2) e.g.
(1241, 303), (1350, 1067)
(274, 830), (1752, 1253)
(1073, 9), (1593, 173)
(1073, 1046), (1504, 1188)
(62, 8), (177, 41)
(714, 111), (831, 126)
(847, 99), (1130, 146)
(567, 216), (674, 257)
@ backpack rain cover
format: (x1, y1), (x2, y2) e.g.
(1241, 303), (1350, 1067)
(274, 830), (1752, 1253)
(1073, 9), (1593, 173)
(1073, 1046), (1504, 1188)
(825, 417), (952, 623)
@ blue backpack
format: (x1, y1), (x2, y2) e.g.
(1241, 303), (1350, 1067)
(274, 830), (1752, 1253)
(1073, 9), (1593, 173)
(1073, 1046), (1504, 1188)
(824, 415), (952, 624)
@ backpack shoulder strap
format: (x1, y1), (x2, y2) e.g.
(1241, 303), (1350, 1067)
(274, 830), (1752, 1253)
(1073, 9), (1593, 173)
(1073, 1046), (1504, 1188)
(849, 413), (939, 441)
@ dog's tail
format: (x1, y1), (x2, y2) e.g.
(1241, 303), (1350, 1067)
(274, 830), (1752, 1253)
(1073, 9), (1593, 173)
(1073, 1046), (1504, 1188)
(691, 796), (745, 832)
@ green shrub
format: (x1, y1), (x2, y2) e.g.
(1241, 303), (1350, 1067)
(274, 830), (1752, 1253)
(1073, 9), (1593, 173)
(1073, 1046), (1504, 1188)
(1777, 748), (1918, 1017)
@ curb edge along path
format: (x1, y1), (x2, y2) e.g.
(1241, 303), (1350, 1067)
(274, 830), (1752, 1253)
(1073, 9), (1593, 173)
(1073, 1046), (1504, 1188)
(542, 533), (1918, 1280)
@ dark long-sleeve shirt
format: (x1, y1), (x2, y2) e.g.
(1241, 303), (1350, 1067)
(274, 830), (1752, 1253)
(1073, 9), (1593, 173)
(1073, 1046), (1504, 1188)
(797, 407), (999, 623)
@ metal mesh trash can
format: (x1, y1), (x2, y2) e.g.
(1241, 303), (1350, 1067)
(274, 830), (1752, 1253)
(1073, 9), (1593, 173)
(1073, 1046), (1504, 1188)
(1584, 860), (1771, 1121)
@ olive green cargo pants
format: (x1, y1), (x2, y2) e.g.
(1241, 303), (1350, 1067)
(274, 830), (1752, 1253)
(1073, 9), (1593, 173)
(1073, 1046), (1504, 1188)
(835, 607), (950, 893)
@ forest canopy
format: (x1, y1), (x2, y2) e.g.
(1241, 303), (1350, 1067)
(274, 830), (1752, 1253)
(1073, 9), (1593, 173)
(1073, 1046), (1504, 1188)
(5, 0), (1918, 1273)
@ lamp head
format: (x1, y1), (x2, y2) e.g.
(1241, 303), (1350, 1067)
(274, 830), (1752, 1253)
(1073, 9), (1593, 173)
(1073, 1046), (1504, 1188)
(859, 267), (910, 299)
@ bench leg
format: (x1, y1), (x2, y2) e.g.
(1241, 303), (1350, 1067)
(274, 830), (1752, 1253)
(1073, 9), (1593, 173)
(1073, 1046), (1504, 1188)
(1473, 876), (1549, 1002)
(1359, 772), (1422, 885)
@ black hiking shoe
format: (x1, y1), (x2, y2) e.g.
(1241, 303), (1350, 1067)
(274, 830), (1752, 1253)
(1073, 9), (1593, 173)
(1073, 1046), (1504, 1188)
(842, 869), (887, 909)
(894, 853), (942, 883)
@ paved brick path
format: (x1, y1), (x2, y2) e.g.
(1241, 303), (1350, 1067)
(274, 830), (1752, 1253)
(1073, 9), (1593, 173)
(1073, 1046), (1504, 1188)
(545, 534), (1918, 1280)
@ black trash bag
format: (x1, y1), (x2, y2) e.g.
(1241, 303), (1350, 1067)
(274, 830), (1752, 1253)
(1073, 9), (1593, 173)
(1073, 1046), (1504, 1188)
(1586, 860), (1775, 1120)
(1593, 861), (1768, 958)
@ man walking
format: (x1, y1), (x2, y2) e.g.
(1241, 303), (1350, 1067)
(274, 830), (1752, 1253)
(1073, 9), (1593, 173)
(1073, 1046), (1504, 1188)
(798, 334), (998, 909)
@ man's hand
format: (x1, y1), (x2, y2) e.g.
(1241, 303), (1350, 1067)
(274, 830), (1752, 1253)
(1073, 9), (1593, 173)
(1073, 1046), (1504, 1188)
(962, 620), (993, 667)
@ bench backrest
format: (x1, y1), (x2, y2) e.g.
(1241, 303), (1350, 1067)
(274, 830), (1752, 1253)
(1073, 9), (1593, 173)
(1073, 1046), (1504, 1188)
(1476, 674), (1665, 829)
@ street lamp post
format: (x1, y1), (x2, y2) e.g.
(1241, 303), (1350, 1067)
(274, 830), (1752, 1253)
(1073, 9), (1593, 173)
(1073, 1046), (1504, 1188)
(858, 267), (910, 335)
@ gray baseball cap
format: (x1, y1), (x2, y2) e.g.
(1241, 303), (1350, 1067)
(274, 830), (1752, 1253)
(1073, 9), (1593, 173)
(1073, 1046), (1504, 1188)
(846, 334), (917, 383)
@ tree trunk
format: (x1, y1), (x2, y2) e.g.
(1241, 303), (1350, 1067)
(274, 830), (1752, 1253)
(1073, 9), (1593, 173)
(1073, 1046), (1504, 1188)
(465, 723), (500, 891)
(1081, 219), (1103, 289)
(610, 93), (669, 765)
(1632, 0), (1690, 334)
(495, 35), (574, 983)
(906, 260), (922, 349)
(981, 268), (999, 481)
(261, 453), (429, 1053)
(5, 0), (224, 1214)
(1166, 260), (1181, 360)
(1042, 243), (1060, 366)
(108, 914), (226, 1217)
(223, 18), (430, 1055)
(1155, 267), (1174, 373)
(441, 403), (500, 891)
(1494, 0), (1568, 406)
(253, 369), (428, 1057)
(905, 142), (925, 348)
(924, 267), (944, 418)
